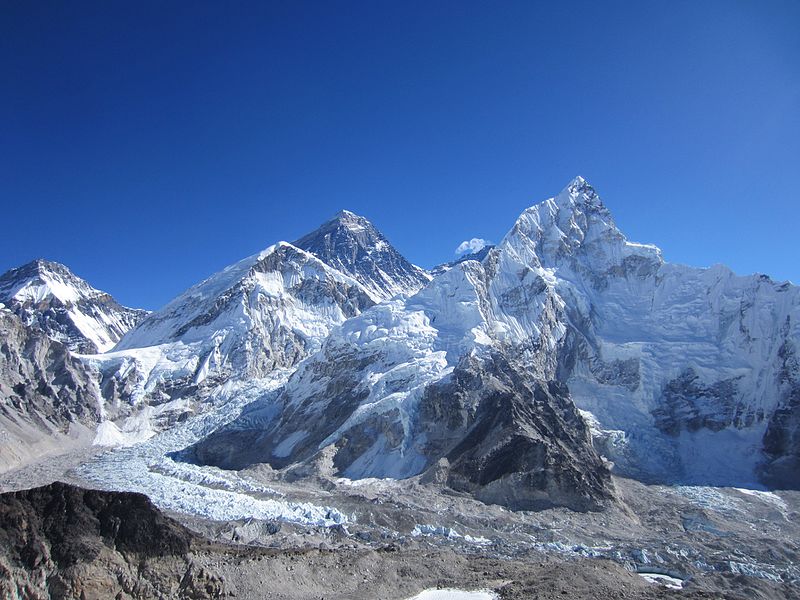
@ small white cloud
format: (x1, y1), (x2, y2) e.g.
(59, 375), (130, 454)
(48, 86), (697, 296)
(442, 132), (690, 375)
(455, 238), (491, 256)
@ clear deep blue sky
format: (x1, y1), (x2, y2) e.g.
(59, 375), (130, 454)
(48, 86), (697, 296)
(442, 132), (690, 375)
(2, 1), (798, 309)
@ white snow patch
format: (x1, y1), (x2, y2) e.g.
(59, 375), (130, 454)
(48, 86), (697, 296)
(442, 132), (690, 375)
(406, 590), (498, 600)
(412, 524), (492, 546)
(734, 488), (788, 514)
(272, 429), (309, 458)
(638, 573), (683, 589)
(93, 421), (130, 447)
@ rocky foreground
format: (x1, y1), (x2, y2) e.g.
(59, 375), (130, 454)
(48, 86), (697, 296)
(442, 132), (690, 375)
(0, 482), (795, 600)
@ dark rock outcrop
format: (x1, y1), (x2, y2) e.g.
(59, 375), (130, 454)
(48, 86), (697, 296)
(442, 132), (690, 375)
(419, 353), (614, 512)
(652, 368), (748, 436)
(760, 334), (800, 488)
(0, 481), (225, 599)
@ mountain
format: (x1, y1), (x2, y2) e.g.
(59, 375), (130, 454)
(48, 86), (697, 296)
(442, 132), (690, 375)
(102, 213), (431, 408)
(91, 242), (374, 428)
(293, 209), (431, 301)
(190, 177), (800, 501)
(0, 259), (147, 354)
(0, 306), (102, 472)
(507, 177), (800, 488)
(190, 232), (614, 511)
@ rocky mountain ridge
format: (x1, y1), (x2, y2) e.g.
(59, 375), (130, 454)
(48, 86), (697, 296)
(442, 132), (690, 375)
(0, 306), (102, 471)
(293, 209), (431, 301)
(0, 481), (224, 599)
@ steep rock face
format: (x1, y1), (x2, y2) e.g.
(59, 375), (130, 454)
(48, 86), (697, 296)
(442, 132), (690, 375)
(418, 353), (612, 511)
(0, 307), (102, 471)
(0, 259), (147, 354)
(760, 331), (800, 487)
(293, 210), (431, 301)
(0, 482), (224, 600)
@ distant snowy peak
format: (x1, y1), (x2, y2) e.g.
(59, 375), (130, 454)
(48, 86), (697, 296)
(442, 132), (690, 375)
(0, 259), (146, 354)
(293, 210), (431, 301)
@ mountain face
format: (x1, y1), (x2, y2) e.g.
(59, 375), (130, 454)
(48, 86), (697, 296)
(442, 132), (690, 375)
(3, 179), (799, 510)
(0, 307), (102, 471)
(191, 177), (800, 499)
(517, 178), (800, 487)
(98, 213), (429, 413)
(193, 349), (613, 512)
(190, 224), (615, 511)
(106, 242), (374, 393)
(293, 210), (431, 301)
(0, 260), (147, 354)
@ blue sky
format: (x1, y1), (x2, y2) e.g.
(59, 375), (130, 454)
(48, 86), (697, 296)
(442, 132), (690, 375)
(2, 1), (798, 309)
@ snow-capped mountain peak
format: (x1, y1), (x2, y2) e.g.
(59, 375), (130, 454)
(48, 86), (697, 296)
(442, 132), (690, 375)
(293, 210), (431, 301)
(94, 221), (435, 426)
(192, 177), (800, 496)
(501, 177), (662, 281)
(0, 259), (146, 353)
(2, 259), (94, 304)
(559, 175), (604, 207)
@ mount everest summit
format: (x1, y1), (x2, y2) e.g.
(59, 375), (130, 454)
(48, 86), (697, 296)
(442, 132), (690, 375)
(1, 177), (799, 511)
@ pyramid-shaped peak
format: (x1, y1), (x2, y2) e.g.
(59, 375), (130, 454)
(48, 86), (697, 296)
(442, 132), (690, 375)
(293, 211), (430, 301)
(10, 258), (69, 276)
(295, 210), (382, 248)
(333, 208), (362, 220)
(326, 209), (375, 231)
(0, 258), (80, 290)
(560, 175), (602, 206)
